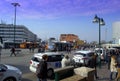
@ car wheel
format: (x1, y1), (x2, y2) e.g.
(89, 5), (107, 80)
(3, 77), (16, 81)
(47, 69), (54, 79)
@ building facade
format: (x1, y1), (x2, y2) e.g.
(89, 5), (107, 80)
(60, 34), (79, 43)
(0, 24), (37, 44)
(112, 21), (120, 44)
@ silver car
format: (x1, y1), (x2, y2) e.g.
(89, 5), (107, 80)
(0, 64), (22, 81)
(72, 50), (95, 66)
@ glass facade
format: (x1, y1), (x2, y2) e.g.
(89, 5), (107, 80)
(0, 24), (37, 43)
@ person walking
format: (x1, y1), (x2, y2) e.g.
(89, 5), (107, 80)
(110, 55), (118, 81)
(116, 52), (120, 81)
(61, 54), (71, 68)
(107, 50), (112, 70)
(29, 45), (32, 52)
(36, 54), (48, 81)
(0, 46), (2, 55)
(10, 47), (16, 56)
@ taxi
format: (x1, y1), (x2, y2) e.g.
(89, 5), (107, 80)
(29, 52), (64, 78)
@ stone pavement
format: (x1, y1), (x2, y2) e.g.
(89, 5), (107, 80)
(95, 64), (111, 81)
(0, 48), (115, 81)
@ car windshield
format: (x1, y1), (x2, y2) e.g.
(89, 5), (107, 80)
(75, 53), (86, 57)
(31, 57), (40, 62)
(95, 50), (102, 53)
(0, 64), (7, 70)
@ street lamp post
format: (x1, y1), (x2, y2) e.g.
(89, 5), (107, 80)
(93, 15), (105, 68)
(93, 15), (105, 48)
(11, 3), (20, 48)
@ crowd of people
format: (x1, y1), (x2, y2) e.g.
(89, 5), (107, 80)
(34, 47), (120, 81)
(86, 48), (120, 81)
(106, 49), (120, 81)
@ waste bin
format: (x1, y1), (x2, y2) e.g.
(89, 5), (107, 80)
(74, 67), (95, 81)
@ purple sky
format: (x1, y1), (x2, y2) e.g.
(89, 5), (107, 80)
(1, 0), (120, 42)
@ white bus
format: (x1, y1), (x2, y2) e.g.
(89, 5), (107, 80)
(48, 41), (72, 51)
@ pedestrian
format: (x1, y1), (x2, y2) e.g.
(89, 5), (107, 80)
(36, 54), (48, 81)
(116, 53), (120, 81)
(29, 45), (32, 52)
(32, 45), (35, 53)
(38, 45), (42, 53)
(110, 55), (118, 81)
(88, 54), (99, 79)
(107, 50), (112, 70)
(61, 54), (71, 68)
(10, 47), (16, 56)
(0, 46), (2, 54)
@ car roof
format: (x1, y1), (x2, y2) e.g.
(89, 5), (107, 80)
(33, 52), (63, 58)
(75, 50), (94, 54)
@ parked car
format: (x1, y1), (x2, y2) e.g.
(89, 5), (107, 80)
(0, 64), (22, 81)
(72, 50), (95, 66)
(29, 52), (64, 78)
(94, 48), (106, 61)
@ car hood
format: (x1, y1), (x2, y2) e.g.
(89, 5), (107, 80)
(73, 55), (83, 57)
(5, 65), (22, 74)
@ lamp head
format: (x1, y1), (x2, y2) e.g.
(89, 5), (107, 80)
(92, 15), (99, 23)
(100, 18), (105, 26)
(11, 3), (20, 7)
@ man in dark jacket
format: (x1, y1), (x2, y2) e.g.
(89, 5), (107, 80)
(36, 54), (48, 81)
(10, 47), (16, 56)
(88, 54), (99, 79)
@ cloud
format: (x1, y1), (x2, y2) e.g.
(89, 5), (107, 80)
(1, 0), (120, 19)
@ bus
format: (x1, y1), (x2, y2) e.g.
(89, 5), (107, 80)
(20, 42), (39, 49)
(47, 41), (72, 51)
(0, 37), (3, 48)
(3, 41), (20, 48)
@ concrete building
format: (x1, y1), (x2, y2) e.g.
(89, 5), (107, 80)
(112, 21), (120, 44)
(60, 34), (79, 43)
(0, 23), (37, 44)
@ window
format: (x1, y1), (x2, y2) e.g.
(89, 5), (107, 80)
(47, 55), (64, 62)
(75, 53), (86, 57)
(88, 53), (94, 57)
(32, 57), (40, 62)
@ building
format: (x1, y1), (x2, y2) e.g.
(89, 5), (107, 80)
(60, 34), (79, 43)
(0, 23), (37, 48)
(112, 21), (120, 44)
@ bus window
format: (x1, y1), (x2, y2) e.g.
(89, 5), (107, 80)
(0, 37), (3, 48)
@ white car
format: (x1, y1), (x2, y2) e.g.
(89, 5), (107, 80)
(95, 48), (106, 61)
(0, 64), (22, 81)
(72, 50), (95, 66)
(29, 52), (64, 78)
